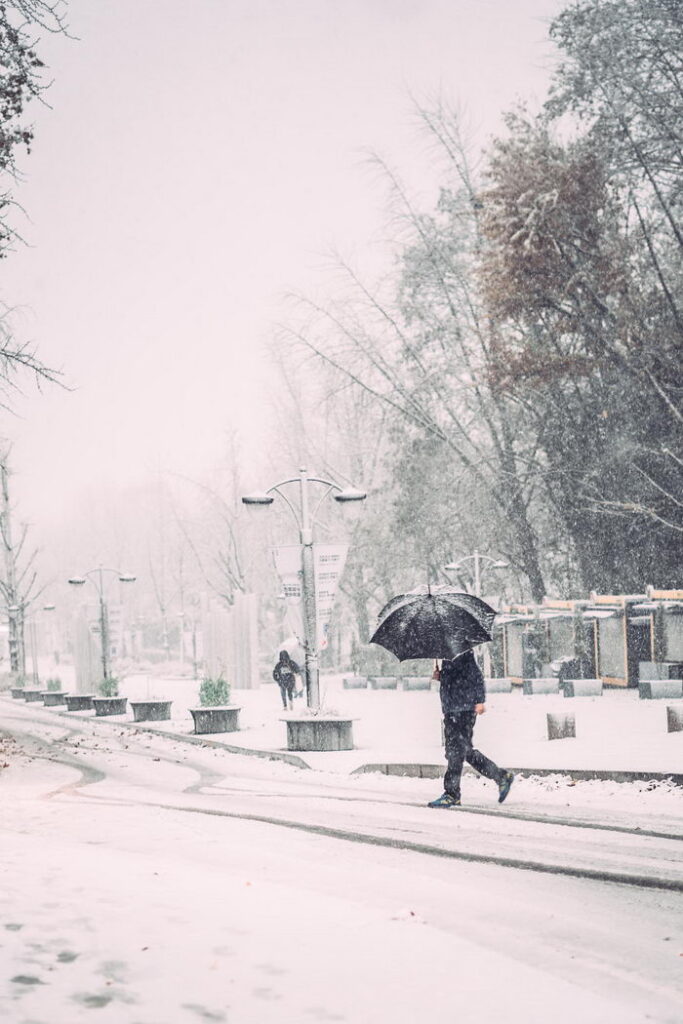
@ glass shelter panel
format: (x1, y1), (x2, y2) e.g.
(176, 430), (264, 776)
(665, 615), (683, 661)
(547, 618), (574, 660)
(598, 617), (626, 679)
(506, 623), (525, 677)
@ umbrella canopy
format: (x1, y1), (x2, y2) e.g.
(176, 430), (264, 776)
(274, 635), (305, 669)
(369, 585), (497, 662)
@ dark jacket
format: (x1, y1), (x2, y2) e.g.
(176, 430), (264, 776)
(273, 663), (296, 688)
(439, 651), (485, 713)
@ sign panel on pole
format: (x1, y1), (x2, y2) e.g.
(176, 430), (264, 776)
(272, 545), (304, 641)
(273, 543), (348, 651)
(313, 543), (348, 649)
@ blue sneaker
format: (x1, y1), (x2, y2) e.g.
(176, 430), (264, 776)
(498, 771), (514, 804)
(427, 792), (461, 809)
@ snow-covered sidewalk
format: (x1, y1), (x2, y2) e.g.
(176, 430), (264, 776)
(33, 670), (683, 778)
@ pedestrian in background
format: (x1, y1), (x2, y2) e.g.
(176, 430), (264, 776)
(428, 650), (514, 808)
(273, 650), (302, 710)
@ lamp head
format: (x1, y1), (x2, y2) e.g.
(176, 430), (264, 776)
(241, 492), (275, 506)
(333, 488), (367, 503)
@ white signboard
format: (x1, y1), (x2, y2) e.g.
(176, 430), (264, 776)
(273, 545), (304, 641)
(272, 543), (348, 650)
(313, 543), (348, 649)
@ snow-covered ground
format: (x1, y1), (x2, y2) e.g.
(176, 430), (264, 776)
(61, 668), (683, 777)
(1, 707), (682, 1024)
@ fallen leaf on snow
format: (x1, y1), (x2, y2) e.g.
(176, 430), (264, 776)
(391, 908), (425, 923)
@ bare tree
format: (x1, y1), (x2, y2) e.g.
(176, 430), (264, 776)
(0, 451), (43, 674)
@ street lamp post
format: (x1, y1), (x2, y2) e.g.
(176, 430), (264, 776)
(443, 550), (508, 674)
(443, 549), (508, 598)
(68, 567), (136, 682)
(242, 467), (366, 709)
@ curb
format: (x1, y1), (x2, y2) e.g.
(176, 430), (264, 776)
(351, 763), (683, 786)
(116, 720), (312, 771)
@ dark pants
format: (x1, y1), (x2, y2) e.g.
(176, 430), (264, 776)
(279, 682), (295, 710)
(443, 709), (503, 800)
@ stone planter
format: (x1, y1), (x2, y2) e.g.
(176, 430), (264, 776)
(42, 691), (68, 707)
(92, 696), (128, 717)
(368, 676), (398, 690)
(23, 689), (45, 702)
(65, 694), (95, 712)
(282, 715), (355, 752)
(190, 706), (240, 734)
(10, 687), (25, 699)
(130, 700), (173, 722)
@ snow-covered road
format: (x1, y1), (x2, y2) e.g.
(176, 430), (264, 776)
(1, 701), (682, 1023)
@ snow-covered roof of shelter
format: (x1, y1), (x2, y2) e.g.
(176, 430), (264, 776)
(582, 607), (619, 619)
(632, 601), (683, 613)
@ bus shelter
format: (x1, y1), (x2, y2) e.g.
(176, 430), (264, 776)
(582, 594), (652, 688)
(632, 588), (683, 670)
(495, 603), (594, 683)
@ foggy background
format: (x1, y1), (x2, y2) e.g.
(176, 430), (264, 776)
(2, 0), (562, 535)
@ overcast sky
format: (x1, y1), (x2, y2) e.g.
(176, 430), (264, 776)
(1, 0), (564, 532)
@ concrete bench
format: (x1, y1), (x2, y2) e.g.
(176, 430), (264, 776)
(639, 680), (683, 700)
(401, 677), (432, 691)
(485, 678), (513, 694)
(342, 675), (368, 689)
(547, 712), (576, 740)
(639, 661), (683, 680)
(522, 678), (560, 695)
(667, 706), (683, 733)
(368, 676), (398, 690)
(562, 678), (603, 697)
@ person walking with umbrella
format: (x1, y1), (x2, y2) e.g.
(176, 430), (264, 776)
(369, 584), (513, 808)
(428, 651), (514, 808)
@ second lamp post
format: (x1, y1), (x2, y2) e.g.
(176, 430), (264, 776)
(68, 566), (136, 683)
(443, 549), (508, 597)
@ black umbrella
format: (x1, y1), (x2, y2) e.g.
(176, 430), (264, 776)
(369, 585), (497, 662)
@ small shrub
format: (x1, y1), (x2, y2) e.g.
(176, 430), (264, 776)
(98, 676), (119, 697)
(1, 672), (24, 691)
(199, 676), (230, 707)
(46, 677), (62, 692)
